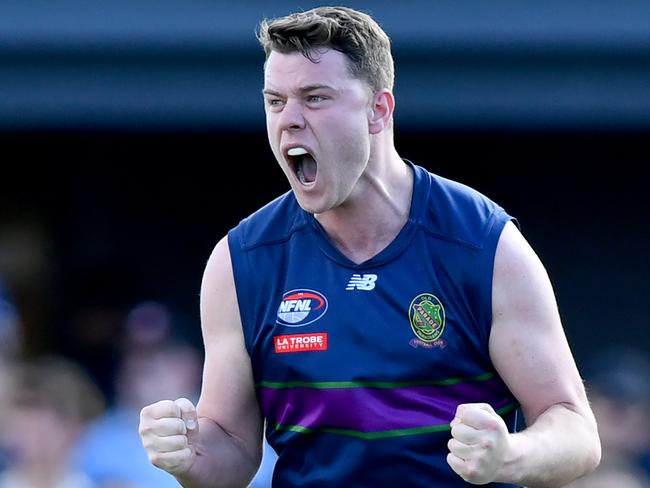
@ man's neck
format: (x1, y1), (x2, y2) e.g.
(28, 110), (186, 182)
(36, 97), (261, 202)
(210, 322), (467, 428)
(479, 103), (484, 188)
(314, 147), (413, 264)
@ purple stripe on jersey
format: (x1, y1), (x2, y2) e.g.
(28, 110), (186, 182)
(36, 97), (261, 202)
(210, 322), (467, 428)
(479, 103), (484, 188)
(260, 377), (514, 433)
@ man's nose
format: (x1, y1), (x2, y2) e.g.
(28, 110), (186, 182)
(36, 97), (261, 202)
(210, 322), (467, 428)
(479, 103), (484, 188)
(278, 100), (305, 131)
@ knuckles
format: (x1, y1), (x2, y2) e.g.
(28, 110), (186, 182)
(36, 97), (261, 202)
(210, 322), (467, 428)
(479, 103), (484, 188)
(148, 450), (186, 472)
(139, 401), (194, 475)
(462, 464), (478, 482)
(148, 452), (163, 467)
(138, 423), (151, 437)
(480, 436), (494, 450)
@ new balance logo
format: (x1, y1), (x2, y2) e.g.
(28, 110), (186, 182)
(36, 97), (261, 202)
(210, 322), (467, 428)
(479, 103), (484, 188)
(346, 274), (378, 291)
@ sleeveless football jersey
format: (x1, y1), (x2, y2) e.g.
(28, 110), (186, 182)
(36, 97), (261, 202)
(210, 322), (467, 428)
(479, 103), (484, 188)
(228, 162), (520, 487)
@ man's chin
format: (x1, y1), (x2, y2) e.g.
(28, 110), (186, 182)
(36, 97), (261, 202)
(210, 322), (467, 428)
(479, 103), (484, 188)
(293, 192), (327, 215)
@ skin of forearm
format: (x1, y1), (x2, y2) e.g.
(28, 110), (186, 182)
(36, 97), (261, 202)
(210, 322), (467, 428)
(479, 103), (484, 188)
(175, 417), (262, 488)
(497, 404), (601, 488)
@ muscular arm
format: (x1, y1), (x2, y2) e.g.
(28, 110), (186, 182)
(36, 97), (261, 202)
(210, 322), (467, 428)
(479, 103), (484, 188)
(490, 221), (601, 487)
(176, 236), (263, 488)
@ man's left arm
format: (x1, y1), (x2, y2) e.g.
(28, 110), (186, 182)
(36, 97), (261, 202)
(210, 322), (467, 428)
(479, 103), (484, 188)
(447, 221), (601, 487)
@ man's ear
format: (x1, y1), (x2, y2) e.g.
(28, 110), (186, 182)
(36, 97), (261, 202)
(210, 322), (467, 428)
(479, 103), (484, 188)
(368, 89), (395, 134)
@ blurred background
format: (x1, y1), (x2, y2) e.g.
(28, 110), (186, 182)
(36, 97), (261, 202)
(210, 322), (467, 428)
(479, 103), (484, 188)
(0, 1), (648, 487)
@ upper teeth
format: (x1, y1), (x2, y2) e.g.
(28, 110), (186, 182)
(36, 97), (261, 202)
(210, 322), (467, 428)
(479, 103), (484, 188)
(288, 147), (308, 156)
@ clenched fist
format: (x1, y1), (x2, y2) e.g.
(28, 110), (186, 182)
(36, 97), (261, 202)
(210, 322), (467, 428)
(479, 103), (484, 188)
(139, 398), (199, 476)
(446, 403), (512, 485)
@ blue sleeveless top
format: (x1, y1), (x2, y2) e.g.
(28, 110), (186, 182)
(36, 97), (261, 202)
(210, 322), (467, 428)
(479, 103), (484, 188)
(228, 163), (520, 487)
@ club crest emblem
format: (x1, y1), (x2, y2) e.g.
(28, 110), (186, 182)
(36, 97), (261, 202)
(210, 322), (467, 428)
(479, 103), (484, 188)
(408, 293), (446, 343)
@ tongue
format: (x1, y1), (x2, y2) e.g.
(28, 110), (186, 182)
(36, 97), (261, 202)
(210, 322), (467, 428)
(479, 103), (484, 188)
(300, 154), (317, 183)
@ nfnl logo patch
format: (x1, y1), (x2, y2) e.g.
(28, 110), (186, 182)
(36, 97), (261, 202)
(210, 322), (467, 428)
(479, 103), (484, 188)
(274, 333), (328, 353)
(408, 293), (446, 343)
(276, 289), (328, 327)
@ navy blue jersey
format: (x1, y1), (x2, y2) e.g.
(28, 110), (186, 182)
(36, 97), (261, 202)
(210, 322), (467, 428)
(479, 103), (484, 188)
(228, 162), (520, 487)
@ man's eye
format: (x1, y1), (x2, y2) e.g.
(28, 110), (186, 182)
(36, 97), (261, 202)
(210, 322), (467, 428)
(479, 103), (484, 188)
(307, 95), (326, 103)
(267, 99), (284, 107)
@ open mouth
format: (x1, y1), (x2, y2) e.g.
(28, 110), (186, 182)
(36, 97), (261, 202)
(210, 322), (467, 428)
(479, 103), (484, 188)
(287, 147), (317, 185)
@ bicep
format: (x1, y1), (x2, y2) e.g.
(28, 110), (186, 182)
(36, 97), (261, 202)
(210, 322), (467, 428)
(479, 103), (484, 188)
(196, 236), (263, 453)
(489, 222), (591, 425)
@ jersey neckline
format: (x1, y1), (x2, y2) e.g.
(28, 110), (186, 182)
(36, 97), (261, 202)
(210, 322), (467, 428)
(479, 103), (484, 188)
(303, 160), (429, 269)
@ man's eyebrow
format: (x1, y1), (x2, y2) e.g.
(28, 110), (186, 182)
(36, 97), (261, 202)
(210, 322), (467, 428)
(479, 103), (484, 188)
(298, 84), (336, 93)
(262, 85), (336, 97)
(262, 88), (283, 97)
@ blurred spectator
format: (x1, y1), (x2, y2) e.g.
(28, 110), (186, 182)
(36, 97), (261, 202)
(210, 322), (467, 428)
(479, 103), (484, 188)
(75, 300), (276, 487)
(566, 346), (650, 488)
(123, 300), (173, 352)
(0, 279), (20, 358)
(75, 307), (202, 488)
(0, 279), (20, 472)
(0, 220), (55, 356)
(66, 305), (124, 405)
(0, 358), (13, 473)
(0, 356), (104, 488)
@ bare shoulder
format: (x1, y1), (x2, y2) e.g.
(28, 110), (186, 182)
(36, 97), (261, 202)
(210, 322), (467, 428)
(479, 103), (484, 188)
(492, 221), (558, 325)
(200, 236), (241, 337)
(490, 221), (591, 423)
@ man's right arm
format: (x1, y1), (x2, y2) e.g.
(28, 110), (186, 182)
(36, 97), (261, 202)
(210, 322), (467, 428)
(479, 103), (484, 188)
(139, 236), (264, 488)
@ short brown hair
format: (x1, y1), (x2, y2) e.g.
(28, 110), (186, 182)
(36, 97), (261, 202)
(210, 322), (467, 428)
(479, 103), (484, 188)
(257, 6), (394, 92)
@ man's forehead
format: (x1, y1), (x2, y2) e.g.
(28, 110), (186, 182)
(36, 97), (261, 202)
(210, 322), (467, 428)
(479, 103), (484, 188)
(264, 49), (354, 90)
